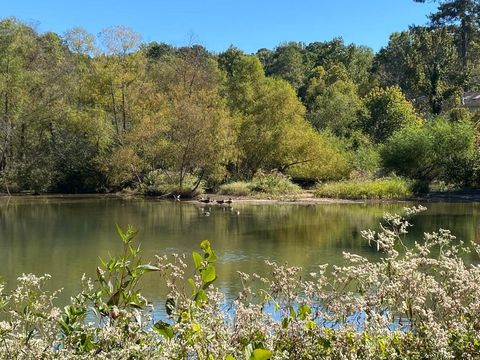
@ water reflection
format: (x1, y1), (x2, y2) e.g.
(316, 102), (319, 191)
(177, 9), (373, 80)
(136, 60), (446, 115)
(0, 196), (479, 305)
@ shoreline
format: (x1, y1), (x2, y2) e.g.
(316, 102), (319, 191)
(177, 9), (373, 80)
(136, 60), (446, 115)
(2, 189), (480, 204)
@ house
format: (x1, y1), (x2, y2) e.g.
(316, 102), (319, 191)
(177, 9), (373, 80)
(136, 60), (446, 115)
(462, 92), (480, 109)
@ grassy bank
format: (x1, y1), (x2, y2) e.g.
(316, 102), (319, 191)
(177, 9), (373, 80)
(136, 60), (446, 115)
(218, 172), (301, 197)
(314, 177), (413, 200)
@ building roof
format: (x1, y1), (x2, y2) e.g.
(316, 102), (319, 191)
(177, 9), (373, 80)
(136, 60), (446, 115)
(462, 92), (480, 108)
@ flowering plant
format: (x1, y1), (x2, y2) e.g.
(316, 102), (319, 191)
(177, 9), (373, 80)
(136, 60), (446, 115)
(1, 206), (479, 359)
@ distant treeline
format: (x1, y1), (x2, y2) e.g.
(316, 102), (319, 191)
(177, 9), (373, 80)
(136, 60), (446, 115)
(0, 0), (479, 194)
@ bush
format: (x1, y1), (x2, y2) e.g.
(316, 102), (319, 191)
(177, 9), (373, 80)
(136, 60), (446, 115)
(286, 130), (351, 181)
(2, 207), (480, 358)
(315, 177), (413, 199)
(381, 118), (477, 186)
(218, 172), (301, 197)
(248, 171), (301, 195)
(361, 86), (422, 143)
(138, 170), (204, 197)
(217, 181), (251, 196)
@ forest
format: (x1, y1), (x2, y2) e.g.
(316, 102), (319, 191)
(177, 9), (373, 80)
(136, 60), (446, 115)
(1, 0), (480, 197)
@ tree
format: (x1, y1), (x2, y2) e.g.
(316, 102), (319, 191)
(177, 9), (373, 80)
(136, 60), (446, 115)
(265, 42), (309, 91)
(415, 0), (480, 83)
(107, 44), (232, 192)
(361, 86), (422, 143)
(374, 27), (463, 114)
(97, 26), (143, 136)
(304, 65), (364, 136)
(382, 117), (477, 185)
(305, 38), (374, 95)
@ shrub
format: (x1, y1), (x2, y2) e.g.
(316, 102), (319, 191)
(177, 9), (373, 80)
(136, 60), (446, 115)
(381, 118), (477, 186)
(217, 181), (251, 196)
(361, 86), (422, 143)
(138, 170), (204, 197)
(314, 177), (413, 199)
(248, 171), (301, 195)
(219, 172), (301, 197)
(286, 130), (351, 181)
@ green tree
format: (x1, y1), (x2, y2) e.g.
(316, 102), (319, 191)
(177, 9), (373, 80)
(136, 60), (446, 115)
(381, 117), (477, 185)
(415, 0), (480, 73)
(361, 86), (422, 143)
(265, 42), (309, 91)
(304, 65), (364, 136)
(374, 27), (463, 115)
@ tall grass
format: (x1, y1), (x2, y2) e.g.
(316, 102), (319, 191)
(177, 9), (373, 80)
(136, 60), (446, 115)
(315, 177), (413, 200)
(218, 172), (301, 196)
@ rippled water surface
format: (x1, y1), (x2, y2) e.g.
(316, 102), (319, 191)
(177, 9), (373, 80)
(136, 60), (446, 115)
(1, 196), (479, 306)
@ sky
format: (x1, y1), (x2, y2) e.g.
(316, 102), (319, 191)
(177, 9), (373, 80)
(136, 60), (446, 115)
(1, 0), (438, 53)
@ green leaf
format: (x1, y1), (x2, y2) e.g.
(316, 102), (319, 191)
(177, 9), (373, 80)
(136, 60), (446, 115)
(251, 348), (272, 360)
(137, 264), (160, 272)
(153, 320), (174, 339)
(298, 304), (311, 320)
(107, 290), (120, 306)
(200, 240), (217, 262)
(194, 289), (208, 306)
(115, 223), (127, 243)
(289, 306), (296, 319)
(187, 278), (197, 295)
(192, 251), (203, 270)
(201, 265), (216, 283)
(225, 356), (236, 360)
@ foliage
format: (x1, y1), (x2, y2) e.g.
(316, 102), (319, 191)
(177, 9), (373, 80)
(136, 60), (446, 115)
(2, 207), (480, 358)
(138, 170), (205, 197)
(314, 177), (413, 200)
(0, 12), (479, 195)
(374, 27), (464, 115)
(361, 86), (423, 143)
(217, 181), (252, 196)
(304, 65), (364, 136)
(219, 172), (301, 196)
(381, 117), (477, 185)
(248, 171), (301, 195)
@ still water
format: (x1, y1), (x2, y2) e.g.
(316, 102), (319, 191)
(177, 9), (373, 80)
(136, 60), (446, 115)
(0, 196), (479, 306)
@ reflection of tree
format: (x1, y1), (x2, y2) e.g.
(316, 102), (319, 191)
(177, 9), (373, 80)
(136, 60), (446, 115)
(1, 198), (479, 305)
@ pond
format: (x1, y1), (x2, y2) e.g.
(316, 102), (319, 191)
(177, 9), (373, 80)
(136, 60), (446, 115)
(1, 196), (479, 310)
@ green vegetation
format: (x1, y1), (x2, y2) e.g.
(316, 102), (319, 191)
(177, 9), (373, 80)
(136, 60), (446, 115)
(2, 207), (480, 358)
(314, 177), (413, 200)
(1, 0), (480, 198)
(219, 172), (301, 197)
(381, 118), (477, 188)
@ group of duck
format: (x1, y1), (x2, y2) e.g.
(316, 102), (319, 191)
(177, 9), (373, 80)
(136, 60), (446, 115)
(171, 195), (233, 205)
(198, 197), (233, 205)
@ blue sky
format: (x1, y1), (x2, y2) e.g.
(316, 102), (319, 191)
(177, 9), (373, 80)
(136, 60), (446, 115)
(2, 0), (437, 53)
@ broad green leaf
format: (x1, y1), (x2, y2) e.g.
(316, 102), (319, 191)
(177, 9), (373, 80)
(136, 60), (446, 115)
(192, 251), (203, 270)
(153, 320), (174, 339)
(187, 278), (197, 295)
(298, 304), (311, 320)
(195, 289), (208, 306)
(201, 265), (216, 283)
(251, 348), (272, 360)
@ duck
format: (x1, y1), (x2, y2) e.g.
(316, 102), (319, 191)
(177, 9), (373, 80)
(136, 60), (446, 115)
(199, 197), (211, 204)
(216, 199), (225, 204)
(225, 198), (233, 204)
